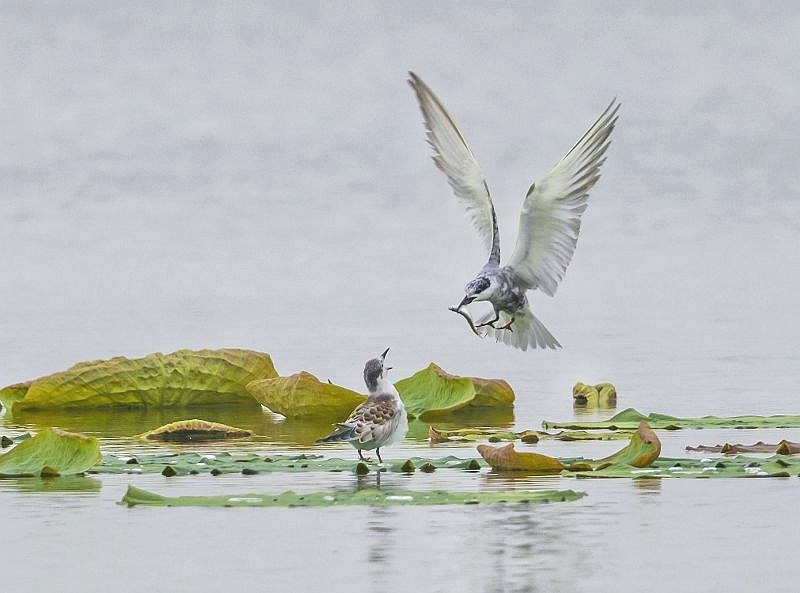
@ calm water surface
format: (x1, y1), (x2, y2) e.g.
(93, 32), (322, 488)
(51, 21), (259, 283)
(2, 3), (800, 592)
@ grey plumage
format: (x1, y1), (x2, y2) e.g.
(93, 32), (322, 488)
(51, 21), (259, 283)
(408, 72), (619, 351)
(317, 348), (407, 463)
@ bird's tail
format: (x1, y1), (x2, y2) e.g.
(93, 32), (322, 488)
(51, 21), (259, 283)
(316, 423), (357, 443)
(477, 304), (562, 351)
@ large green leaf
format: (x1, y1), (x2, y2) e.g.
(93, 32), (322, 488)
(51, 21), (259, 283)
(139, 419), (252, 442)
(1, 349), (276, 413)
(542, 407), (800, 430)
(246, 371), (366, 418)
(120, 484), (586, 507)
(0, 427), (102, 477)
(395, 363), (514, 419)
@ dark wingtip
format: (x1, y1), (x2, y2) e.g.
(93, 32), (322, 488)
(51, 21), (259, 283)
(380, 347), (390, 359)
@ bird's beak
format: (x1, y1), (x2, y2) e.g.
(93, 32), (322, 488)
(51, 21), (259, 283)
(380, 347), (390, 360)
(458, 295), (475, 309)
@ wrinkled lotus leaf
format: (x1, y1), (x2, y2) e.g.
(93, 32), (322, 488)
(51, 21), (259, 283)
(0, 427), (102, 477)
(91, 452), (489, 476)
(428, 425), (632, 443)
(478, 422), (660, 472)
(1, 349), (276, 413)
(542, 407), (800, 430)
(572, 381), (617, 409)
(477, 443), (567, 473)
(686, 440), (800, 455)
(120, 484), (586, 507)
(246, 371), (366, 418)
(139, 419), (252, 442)
(395, 363), (514, 419)
(0, 381), (31, 410)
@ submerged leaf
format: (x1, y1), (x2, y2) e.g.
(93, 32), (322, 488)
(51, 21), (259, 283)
(120, 485), (586, 507)
(246, 371), (366, 418)
(542, 408), (800, 430)
(139, 419), (252, 442)
(395, 363), (514, 419)
(2, 349), (276, 413)
(0, 428), (101, 477)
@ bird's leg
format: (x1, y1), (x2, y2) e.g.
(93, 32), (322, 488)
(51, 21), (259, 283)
(498, 314), (516, 332)
(376, 448), (383, 464)
(358, 450), (371, 463)
(475, 308), (500, 328)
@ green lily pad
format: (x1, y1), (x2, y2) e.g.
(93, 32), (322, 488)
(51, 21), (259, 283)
(542, 408), (800, 430)
(139, 419), (252, 442)
(395, 363), (514, 419)
(573, 455), (800, 479)
(427, 426), (632, 443)
(0, 349), (276, 413)
(91, 452), (489, 476)
(119, 484), (586, 507)
(0, 427), (102, 477)
(477, 421), (661, 472)
(246, 371), (366, 418)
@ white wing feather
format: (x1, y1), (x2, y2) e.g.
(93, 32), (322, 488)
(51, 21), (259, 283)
(507, 100), (620, 296)
(408, 72), (497, 256)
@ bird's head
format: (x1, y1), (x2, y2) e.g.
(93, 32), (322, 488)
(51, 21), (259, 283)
(458, 276), (492, 308)
(363, 347), (391, 392)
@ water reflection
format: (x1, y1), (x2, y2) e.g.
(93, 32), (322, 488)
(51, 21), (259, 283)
(0, 475), (102, 494)
(2, 403), (515, 450)
(631, 476), (662, 494)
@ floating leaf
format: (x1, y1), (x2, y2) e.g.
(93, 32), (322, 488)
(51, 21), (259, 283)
(686, 440), (800, 454)
(139, 419), (252, 442)
(542, 408), (800, 430)
(477, 443), (566, 473)
(427, 426), (631, 443)
(1, 349), (277, 413)
(120, 485), (586, 507)
(0, 428), (101, 477)
(91, 452), (488, 476)
(395, 363), (514, 419)
(478, 422), (660, 472)
(246, 371), (365, 418)
(572, 455), (800, 479)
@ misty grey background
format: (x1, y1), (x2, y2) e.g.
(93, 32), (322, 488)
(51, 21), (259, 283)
(2, 2), (799, 593)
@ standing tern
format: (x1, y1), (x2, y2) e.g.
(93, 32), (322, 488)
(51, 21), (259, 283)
(317, 348), (407, 463)
(408, 72), (619, 351)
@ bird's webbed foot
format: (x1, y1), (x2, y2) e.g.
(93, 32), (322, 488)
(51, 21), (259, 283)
(358, 450), (371, 463)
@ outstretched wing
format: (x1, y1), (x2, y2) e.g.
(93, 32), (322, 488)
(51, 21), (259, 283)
(408, 72), (500, 264)
(507, 100), (620, 296)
